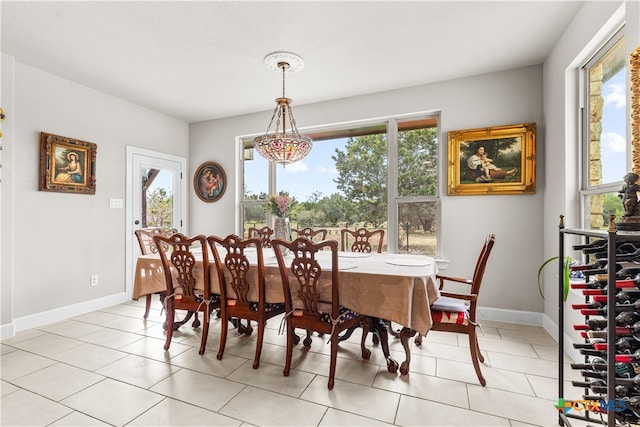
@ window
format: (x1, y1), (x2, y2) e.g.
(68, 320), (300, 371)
(580, 31), (626, 230)
(240, 114), (440, 255)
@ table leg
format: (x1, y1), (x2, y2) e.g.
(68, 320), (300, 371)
(399, 327), (417, 375)
(369, 318), (399, 374)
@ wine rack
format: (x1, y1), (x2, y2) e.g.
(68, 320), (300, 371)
(558, 215), (640, 426)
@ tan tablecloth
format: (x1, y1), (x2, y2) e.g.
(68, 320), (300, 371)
(133, 250), (439, 336)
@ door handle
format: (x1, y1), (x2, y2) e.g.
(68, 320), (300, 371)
(134, 220), (140, 225)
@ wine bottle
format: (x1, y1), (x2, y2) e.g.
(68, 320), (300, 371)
(589, 337), (640, 353)
(587, 289), (640, 303)
(580, 310), (640, 327)
(581, 287), (640, 298)
(573, 340), (605, 350)
(573, 238), (607, 251)
(580, 240), (640, 255)
(572, 379), (607, 390)
(571, 362), (608, 371)
(590, 384), (639, 397)
(581, 312), (640, 328)
(571, 277), (639, 290)
(570, 258), (609, 271)
(615, 376), (640, 387)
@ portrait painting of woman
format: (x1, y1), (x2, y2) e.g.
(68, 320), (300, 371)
(54, 150), (85, 184)
(193, 161), (226, 202)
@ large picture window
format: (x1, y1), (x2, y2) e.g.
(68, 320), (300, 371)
(580, 30), (626, 230)
(241, 114), (440, 255)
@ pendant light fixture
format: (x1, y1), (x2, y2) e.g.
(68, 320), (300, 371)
(253, 51), (313, 165)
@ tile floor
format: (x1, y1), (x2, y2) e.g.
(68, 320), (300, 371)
(1, 300), (580, 426)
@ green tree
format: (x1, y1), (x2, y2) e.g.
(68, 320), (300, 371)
(146, 187), (173, 228)
(333, 134), (388, 227)
(333, 128), (438, 228)
(316, 193), (352, 226)
(398, 128), (438, 197)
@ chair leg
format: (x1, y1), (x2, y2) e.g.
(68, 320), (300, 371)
(253, 319), (265, 369)
(217, 309), (228, 360)
(328, 332), (338, 390)
(468, 328), (486, 386)
(144, 294), (152, 319)
(199, 309), (210, 355)
(164, 303), (175, 351)
(283, 320), (293, 377)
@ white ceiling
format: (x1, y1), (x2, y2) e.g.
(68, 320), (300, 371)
(1, 1), (584, 123)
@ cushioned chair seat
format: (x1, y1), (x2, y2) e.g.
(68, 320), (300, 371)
(249, 301), (286, 312)
(319, 306), (359, 324)
(431, 309), (468, 325)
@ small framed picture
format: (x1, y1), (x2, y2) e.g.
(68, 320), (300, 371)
(39, 132), (97, 194)
(447, 123), (536, 195)
(194, 161), (226, 202)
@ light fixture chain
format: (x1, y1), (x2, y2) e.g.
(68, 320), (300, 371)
(263, 104), (279, 134)
(287, 107), (300, 134)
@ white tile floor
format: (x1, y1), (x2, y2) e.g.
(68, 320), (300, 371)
(1, 299), (574, 426)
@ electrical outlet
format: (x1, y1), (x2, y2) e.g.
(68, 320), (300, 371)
(90, 275), (99, 287)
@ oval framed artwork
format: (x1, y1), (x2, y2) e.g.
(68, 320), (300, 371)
(193, 161), (226, 203)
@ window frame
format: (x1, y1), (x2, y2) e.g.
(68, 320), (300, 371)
(579, 27), (627, 230)
(239, 112), (441, 255)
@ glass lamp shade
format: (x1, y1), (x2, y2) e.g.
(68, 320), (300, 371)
(253, 133), (313, 165)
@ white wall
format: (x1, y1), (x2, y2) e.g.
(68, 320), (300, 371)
(0, 55), (189, 337)
(190, 65), (545, 322)
(542, 0), (637, 357)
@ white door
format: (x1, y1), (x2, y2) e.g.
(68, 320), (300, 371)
(125, 146), (187, 296)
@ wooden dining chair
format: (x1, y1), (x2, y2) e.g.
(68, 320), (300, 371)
(207, 234), (285, 368)
(134, 227), (178, 319)
(340, 227), (385, 253)
(153, 233), (220, 355)
(338, 227), (385, 344)
(291, 227), (328, 243)
(272, 237), (371, 390)
(248, 226), (274, 248)
(427, 233), (495, 386)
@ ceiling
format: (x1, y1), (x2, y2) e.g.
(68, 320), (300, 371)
(1, 1), (584, 123)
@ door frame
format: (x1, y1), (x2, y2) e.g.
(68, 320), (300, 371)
(125, 146), (188, 296)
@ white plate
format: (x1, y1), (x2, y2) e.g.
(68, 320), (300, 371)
(384, 258), (430, 267)
(339, 252), (372, 258)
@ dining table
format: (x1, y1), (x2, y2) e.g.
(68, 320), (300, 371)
(133, 247), (439, 375)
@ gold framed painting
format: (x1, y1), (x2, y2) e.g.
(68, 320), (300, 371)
(194, 161), (226, 202)
(631, 46), (640, 172)
(447, 123), (536, 196)
(39, 132), (97, 194)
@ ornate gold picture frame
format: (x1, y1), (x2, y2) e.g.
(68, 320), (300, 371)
(39, 132), (97, 194)
(447, 123), (536, 196)
(631, 46), (640, 173)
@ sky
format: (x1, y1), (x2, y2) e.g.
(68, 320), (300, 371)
(600, 69), (627, 184)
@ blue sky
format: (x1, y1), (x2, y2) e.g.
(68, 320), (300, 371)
(600, 69), (627, 184)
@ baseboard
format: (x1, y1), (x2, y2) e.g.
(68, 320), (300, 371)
(477, 306), (544, 326)
(0, 292), (131, 340)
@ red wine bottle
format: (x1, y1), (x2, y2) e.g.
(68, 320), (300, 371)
(587, 289), (640, 304)
(588, 337), (640, 353)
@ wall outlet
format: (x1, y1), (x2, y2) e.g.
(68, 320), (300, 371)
(90, 275), (99, 287)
